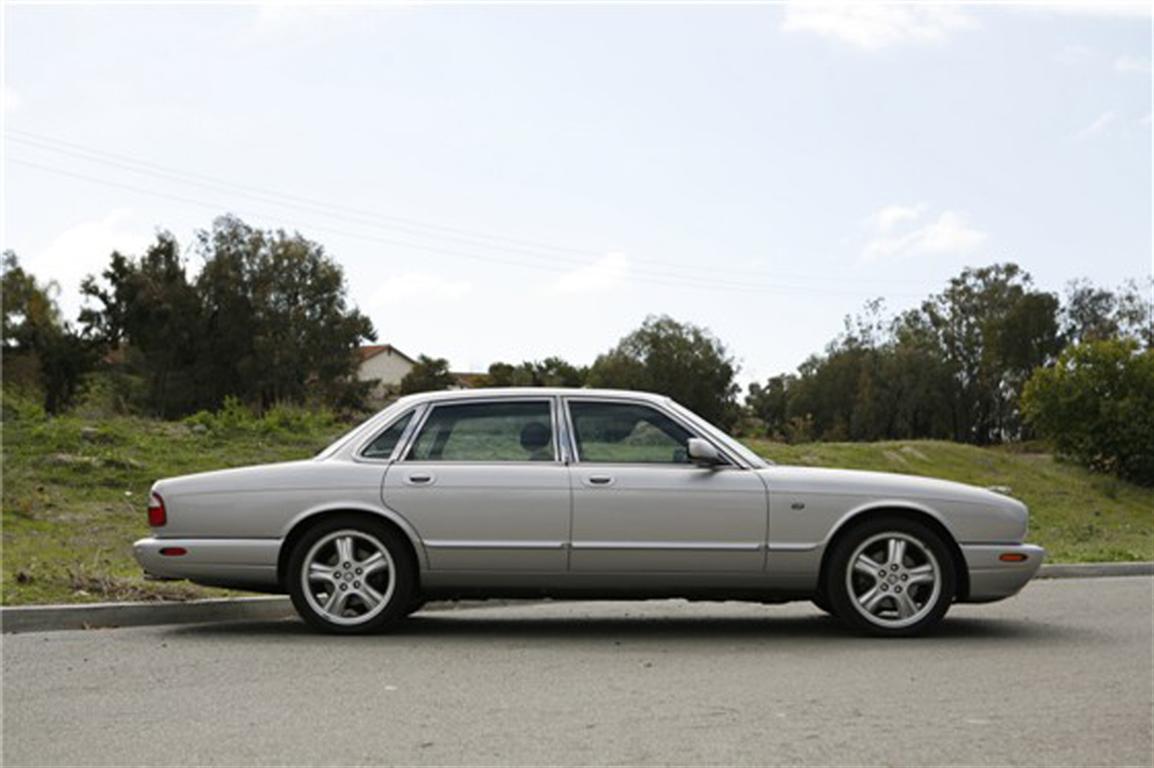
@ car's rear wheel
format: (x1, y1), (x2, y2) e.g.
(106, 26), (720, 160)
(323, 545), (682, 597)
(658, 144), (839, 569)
(287, 515), (415, 634)
(825, 516), (956, 637)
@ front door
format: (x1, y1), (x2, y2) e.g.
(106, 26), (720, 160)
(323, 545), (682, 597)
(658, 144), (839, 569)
(382, 398), (570, 572)
(565, 398), (768, 573)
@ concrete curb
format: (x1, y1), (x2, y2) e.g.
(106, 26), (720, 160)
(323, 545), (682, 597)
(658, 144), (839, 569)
(3, 563), (1151, 634)
(1, 596), (295, 635)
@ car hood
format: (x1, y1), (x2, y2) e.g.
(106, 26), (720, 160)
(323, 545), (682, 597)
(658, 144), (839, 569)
(758, 465), (1023, 510)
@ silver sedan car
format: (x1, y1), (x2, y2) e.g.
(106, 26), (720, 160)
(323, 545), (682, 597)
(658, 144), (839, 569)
(134, 388), (1045, 636)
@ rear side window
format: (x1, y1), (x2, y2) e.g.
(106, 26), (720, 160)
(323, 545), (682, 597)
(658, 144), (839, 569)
(569, 401), (694, 464)
(361, 411), (415, 459)
(406, 401), (554, 462)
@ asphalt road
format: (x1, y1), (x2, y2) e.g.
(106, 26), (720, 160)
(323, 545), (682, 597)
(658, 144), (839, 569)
(3, 577), (1151, 767)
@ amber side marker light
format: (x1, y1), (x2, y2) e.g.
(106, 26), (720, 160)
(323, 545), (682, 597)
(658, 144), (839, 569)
(999, 552), (1029, 563)
(159, 547), (187, 557)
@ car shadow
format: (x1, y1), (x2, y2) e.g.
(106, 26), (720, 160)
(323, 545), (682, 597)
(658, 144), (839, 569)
(163, 608), (1068, 646)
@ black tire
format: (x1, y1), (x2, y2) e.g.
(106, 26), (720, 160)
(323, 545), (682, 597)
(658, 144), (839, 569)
(404, 599), (427, 617)
(824, 515), (956, 637)
(287, 514), (416, 634)
(811, 592), (835, 616)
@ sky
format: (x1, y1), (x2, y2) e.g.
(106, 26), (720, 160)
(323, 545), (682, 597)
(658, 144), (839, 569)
(3, 1), (1151, 387)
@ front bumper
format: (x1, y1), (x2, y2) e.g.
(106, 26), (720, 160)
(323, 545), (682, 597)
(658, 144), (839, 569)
(961, 543), (1046, 602)
(133, 537), (282, 590)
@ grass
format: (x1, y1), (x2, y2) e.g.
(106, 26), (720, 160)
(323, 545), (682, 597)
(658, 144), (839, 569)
(3, 403), (1150, 605)
(2, 401), (346, 606)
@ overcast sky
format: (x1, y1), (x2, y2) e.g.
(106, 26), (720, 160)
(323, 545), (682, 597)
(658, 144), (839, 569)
(3, 1), (1151, 385)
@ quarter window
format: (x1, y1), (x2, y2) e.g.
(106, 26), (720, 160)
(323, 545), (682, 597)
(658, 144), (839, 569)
(569, 401), (696, 464)
(361, 411), (415, 459)
(406, 401), (555, 462)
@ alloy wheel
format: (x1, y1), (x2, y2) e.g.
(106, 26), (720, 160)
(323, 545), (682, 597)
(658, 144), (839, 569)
(844, 531), (941, 630)
(301, 529), (396, 626)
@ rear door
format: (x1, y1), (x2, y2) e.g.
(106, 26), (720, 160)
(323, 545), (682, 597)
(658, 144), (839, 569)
(565, 398), (768, 573)
(381, 397), (570, 572)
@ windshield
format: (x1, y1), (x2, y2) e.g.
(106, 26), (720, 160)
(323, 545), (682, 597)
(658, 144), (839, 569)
(665, 399), (770, 468)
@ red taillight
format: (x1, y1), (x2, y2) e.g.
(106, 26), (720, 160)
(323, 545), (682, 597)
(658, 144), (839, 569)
(999, 552), (1028, 563)
(159, 547), (186, 557)
(148, 492), (167, 527)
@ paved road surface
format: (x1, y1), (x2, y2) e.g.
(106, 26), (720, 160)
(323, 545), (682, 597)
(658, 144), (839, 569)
(3, 577), (1151, 766)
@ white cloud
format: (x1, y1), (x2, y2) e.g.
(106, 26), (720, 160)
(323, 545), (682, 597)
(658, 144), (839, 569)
(862, 205), (987, 262)
(1075, 110), (1118, 139)
(29, 210), (154, 320)
(3, 83), (22, 114)
(370, 272), (472, 308)
(1140, 112), (1152, 127)
(1030, 2), (1151, 18)
(871, 203), (928, 233)
(781, 2), (976, 51)
(1114, 55), (1151, 74)
(549, 252), (629, 295)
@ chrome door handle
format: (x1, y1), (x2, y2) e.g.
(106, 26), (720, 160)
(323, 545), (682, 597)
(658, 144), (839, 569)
(586, 475), (614, 486)
(406, 473), (434, 486)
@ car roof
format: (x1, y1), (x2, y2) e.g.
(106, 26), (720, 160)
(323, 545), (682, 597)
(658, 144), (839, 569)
(397, 387), (672, 405)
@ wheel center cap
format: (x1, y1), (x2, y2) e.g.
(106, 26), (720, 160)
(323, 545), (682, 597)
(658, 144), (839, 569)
(887, 574), (899, 585)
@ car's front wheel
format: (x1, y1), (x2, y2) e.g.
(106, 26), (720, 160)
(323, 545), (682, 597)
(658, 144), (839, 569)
(825, 516), (956, 637)
(287, 515), (415, 634)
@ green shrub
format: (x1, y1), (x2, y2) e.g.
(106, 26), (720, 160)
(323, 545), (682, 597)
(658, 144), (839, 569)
(183, 396), (340, 437)
(1022, 339), (1154, 485)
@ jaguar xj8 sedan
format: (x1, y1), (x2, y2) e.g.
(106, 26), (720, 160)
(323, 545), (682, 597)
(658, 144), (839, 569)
(134, 388), (1044, 636)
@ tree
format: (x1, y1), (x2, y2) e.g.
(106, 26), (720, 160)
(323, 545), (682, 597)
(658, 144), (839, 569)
(81, 234), (202, 416)
(81, 215), (377, 416)
(3, 252), (97, 413)
(400, 355), (455, 394)
(918, 264), (1060, 443)
(481, 357), (587, 388)
(1022, 339), (1154, 485)
(588, 316), (740, 429)
(746, 374), (795, 438)
(1062, 278), (1153, 348)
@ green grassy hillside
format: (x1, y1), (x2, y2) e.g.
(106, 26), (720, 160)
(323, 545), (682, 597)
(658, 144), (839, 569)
(3, 408), (1150, 606)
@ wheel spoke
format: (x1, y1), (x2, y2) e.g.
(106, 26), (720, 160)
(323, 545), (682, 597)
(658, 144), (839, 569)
(886, 538), (907, 567)
(360, 551), (388, 576)
(854, 554), (883, 578)
(859, 585), (887, 614)
(335, 536), (354, 566)
(894, 590), (918, 618)
(907, 564), (935, 585)
(359, 583), (383, 609)
(308, 563), (337, 583)
(323, 589), (348, 616)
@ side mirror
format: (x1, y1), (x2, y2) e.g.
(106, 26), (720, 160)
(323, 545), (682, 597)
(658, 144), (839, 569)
(687, 437), (722, 467)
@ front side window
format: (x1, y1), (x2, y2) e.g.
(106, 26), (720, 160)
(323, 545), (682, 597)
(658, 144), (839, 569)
(569, 401), (697, 464)
(361, 410), (415, 459)
(406, 401), (555, 462)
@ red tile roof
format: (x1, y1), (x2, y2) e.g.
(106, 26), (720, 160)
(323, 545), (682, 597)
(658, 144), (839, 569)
(358, 344), (416, 365)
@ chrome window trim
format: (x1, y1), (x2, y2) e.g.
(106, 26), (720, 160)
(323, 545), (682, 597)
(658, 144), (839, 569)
(399, 396), (562, 464)
(561, 395), (748, 469)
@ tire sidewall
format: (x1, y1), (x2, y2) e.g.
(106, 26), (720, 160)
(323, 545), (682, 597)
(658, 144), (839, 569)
(825, 516), (957, 637)
(287, 514), (416, 634)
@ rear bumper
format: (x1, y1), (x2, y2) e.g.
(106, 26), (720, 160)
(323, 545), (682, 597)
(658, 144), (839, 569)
(133, 537), (282, 590)
(961, 543), (1046, 602)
